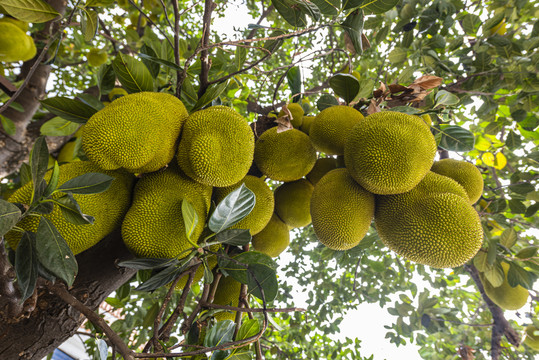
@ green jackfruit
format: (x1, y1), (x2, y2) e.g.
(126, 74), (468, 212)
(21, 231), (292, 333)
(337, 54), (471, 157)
(0, 17), (29, 31)
(310, 105), (364, 156)
(177, 106), (254, 187)
(254, 127), (316, 182)
(306, 157), (337, 186)
(278, 103), (304, 128)
(121, 167), (212, 259)
(212, 275), (242, 321)
(87, 48), (108, 67)
(6, 162), (133, 255)
(375, 172), (483, 268)
(344, 111), (437, 195)
(299, 115), (315, 135)
(274, 179), (313, 228)
(252, 213), (290, 257)
(0, 22), (36, 63)
(480, 262), (529, 310)
(57, 127), (83, 163)
(108, 88), (128, 101)
(83, 92), (188, 174)
(213, 175), (274, 235)
(310, 168), (375, 250)
(431, 159), (484, 204)
(524, 326), (539, 351)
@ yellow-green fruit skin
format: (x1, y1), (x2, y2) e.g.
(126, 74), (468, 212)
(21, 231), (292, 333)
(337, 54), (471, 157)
(213, 176), (274, 235)
(431, 159), (484, 204)
(278, 103), (304, 128)
(122, 168), (212, 259)
(254, 127), (316, 182)
(0, 17), (29, 31)
(87, 48), (108, 67)
(274, 179), (313, 228)
(344, 111), (437, 195)
(524, 326), (539, 351)
(252, 213), (290, 257)
(212, 275), (242, 321)
(83, 92), (188, 174)
(177, 106), (254, 187)
(310, 105), (364, 156)
(5, 162), (134, 255)
(299, 115), (315, 135)
(481, 262), (529, 310)
(108, 88), (128, 101)
(375, 172), (483, 268)
(310, 168), (375, 250)
(306, 157), (337, 186)
(0, 22), (36, 63)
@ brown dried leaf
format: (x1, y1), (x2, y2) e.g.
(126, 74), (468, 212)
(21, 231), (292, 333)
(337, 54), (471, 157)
(343, 33), (356, 55)
(413, 75), (443, 90)
(388, 84), (408, 93)
(367, 99), (381, 115)
(361, 33), (371, 50)
(275, 115), (293, 133)
(373, 89), (383, 98)
(457, 345), (475, 360)
(409, 90), (430, 102)
(408, 83), (422, 93)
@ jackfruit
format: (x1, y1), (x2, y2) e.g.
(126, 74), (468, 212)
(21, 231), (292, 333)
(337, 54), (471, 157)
(524, 326), (539, 351)
(299, 115), (315, 135)
(213, 175), (274, 235)
(310, 168), (375, 250)
(121, 167), (212, 259)
(108, 88), (128, 101)
(278, 103), (304, 128)
(57, 127), (83, 163)
(0, 17), (29, 31)
(480, 262), (529, 310)
(251, 213), (290, 257)
(310, 105), (364, 156)
(254, 127), (316, 182)
(375, 172), (483, 268)
(431, 159), (484, 204)
(306, 157), (337, 186)
(177, 106), (254, 187)
(344, 111), (437, 195)
(212, 275), (242, 321)
(274, 179), (313, 228)
(87, 48), (108, 67)
(0, 22), (36, 63)
(82, 92), (188, 174)
(5, 162), (133, 255)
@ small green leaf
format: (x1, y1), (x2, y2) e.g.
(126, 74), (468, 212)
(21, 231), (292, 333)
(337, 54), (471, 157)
(508, 182), (535, 195)
(287, 66), (302, 102)
(113, 53), (154, 94)
(483, 262), (504, 288)
(118, 258), (179, 270)
(434, 125), (475, 152)
(97, 64), (116, 94)
(236, 318), (260, 340)
(0, 200), (22, 237)
(43, 160), (60, 198)
(271, 0), (320, 28)
(54, 194), (95, 225)
(76, 93), (104, 111)
(192, 81), (229, 112)
(138, 52), (182, 72)
(1, 0), (60, 23)
(15, 232), (38, 303)
(508, 199), (526, 214)
(505, 130), (522, 150)
(246, 263), (278, 302)
(40, 97), (97, 124)
(516, 246), (538, 259)
(135, 264), (185, 292)
(204, 319), (235, 347)
(218, 251), (277, 284)
(208, 184), (256, 233)
(341, 9), (365, 54)
(182, 199), (199, 240)
(0, 115), (16, 136)
(388, 48), (408, 64)
(216, 229), (252, 246)
(264, 30), (286, 52)
(317, 94), (339, 111)
(57, 172), (114, 194)
(311, 0), (338, 15)
(30, 137), (50, 204)
(329, 73), (360, 104)
(139, 46), (161, 78)
(40, 117), (81, 136)
(507, 262), (532, 289)
(435, 90), (460, 107)
(235, 47), (247, 71)
(203, 258), (214, 284)
(361, 0), (399, 14)
(142, 302), (160, 327)
(80, 8), (98, 42)
(500, 228), (518, 249)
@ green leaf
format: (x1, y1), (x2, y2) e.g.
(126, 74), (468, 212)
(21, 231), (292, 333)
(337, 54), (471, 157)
(57, 172), (114, 194)
(473, 251), (488, 271)
(461, 13), (481, 35)
(40, 97), (97, 124)
(40, 117), (81, 136)
(388, 48), (408, 64)
(0, 199), (22, 237)
(15, 232), (38, 303)
(341, 9), (364, 54)
(435, 126), (475, 152)
(507, 262), (532, 289)
(97, 63), (116, 94)
(192, 81), (229, 112)
(35, 217), (78, 287)
(208, 184), (256, 233)
(142, 302), (160, 327)
(118, 258), (180, 270)
(342, 0), (363, 11)
(516, 246), (538, 259)
(218, 251), (278, 284)
(236, 318), (260, 340)
(139, 45), (161, 78)
(80, 8), (98, 42)
(137, 52), (182, 72)
(203, 258), (214, 284)
(435, 90), (460, 107)
(85, 0), (115, 6)
(43, 160), (60, 198)
(508, 199), (526, 214)
(508, 182), (535, 195)
(0, 115), (16, 136)
(271, 0), (321, 28)
(205, 320), (235, 360)
(361, 0), (399, 14)
(483, 262), (504, 288)
(135, 264), (186, 292)
(216, 229), (252, 246)
(235, 47), (247, 71)
(226, 349), (253, 360)
(287, 66), (302, 102)
(182, 199), (199, 240)
(524, 202), (539, 218)
(1, 0), (60, 23)
(505, 130), (522, 150)
(112, 53), (154, 94)
(482, 12), (505, 33)
(500, 228), (518, 249)
(76, 93), (104, 111)
(310, 0), (338, 15)
(264, 30), (286, 52)
(30, 137), (50, 203)
(54, 194), (95, 225)
(246, 263), (278, 302)
(317, 94), (339, 111)
(329, 74), (360, 104)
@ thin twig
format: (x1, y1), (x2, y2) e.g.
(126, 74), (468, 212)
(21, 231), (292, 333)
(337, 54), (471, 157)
(198, 0), (215, 97)
(172, 0), (182, 98)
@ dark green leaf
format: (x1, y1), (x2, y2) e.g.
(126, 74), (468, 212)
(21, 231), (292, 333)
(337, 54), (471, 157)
(311, 0), (338, 15)
(507, 262), (532, 289)
(203, 258), (214, 284)
(118, 258), (180, 270)
(208, 184), (256, 233)
(142, 302), (160, 327)
(0, 200), (22, 237)
(271, 0), (320, 28)
(236, 318), (260, 340)
(500, 228), (517, 249)
(264, 30), (286, 52)
(138, 52), (182, 72)
(139, 45), (161, 78)
(218, 251), (278, 284)
(43, 160), (60, 198)
(341, 9), (364, 54)
(361, 0), (399, 14)
(505, 130), (522, 150)
(525, 202), (539, 218)
(227, 349), (253, 360)
(516, 246), (538, 259)
(97, 64), (116, 94)
(182, 199), (199, 240)
(205, 320), (235, 360)
(216, 229), (252, 246)
(235, 47), (247, 71)
(508, 199), (526, 214)
(0, 115), (16, 136)
(508, 182), (535, 195)
(487, 240), (498, 265)
(40, 97), (97, 124)
(80, 8), (98, 42)
(86, 0), (115, 6)
(76, 93), (104, 110)
(113, 53), (154, 94)
(57, 172), (114, 194)
(435, 126), (475, 152)
(35, 217), (77, 286)
(54, 194), (95, 225)
(247, 263), (278, 301)
(135, 264), (185, 292)
(329, 73), (360, 104)
(435, 90), (460, 107)
(287, 66), (302, 102)
(40, 117), (81, 136)
(30, 137), (50, 204)
(1, 0), (60, 23)
(15, 232), (38, 303)
(461, 14), (481, 35)
(192, 81), (229, 112)
(317, 94), (339, 111)
(342, 0), (363, 11)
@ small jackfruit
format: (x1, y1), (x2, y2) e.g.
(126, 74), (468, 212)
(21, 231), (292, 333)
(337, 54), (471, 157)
(213, 175), (274, 235)
(212, 275), (242, 321)
(87, 48), (108, 67)
(254, 127), (316, 182)
(344, 111), (437, 195)
(177, 106), (254, 187)
(480, 262), (529, 310)
(274, 179), (313, 228)
(299, 115), (315, 135)
(57, 127), (84, 163)
(5, 162), (133, 255)
(121, 167), (212, 259)
(278, 103), (304, 128)
(431, 159), (484, 204)
(375, 172), (483, 268)
(306, 157), (337, 186)
(0, 22), (36, 63)
(251, 213), (290, 257)
(108, 88), (128, 101)
(310, 105), (364, 156)
(82, 92), (188, 174)
(310, 168), (375, 250)
(524, 326), (539, 351)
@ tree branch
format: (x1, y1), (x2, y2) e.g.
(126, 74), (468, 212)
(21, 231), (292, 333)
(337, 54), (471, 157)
(198, 0), (215, 98)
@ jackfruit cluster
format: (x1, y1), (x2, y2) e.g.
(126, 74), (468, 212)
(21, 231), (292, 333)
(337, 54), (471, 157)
(0, 19), (36, 63)
(479, 262), (529, 310)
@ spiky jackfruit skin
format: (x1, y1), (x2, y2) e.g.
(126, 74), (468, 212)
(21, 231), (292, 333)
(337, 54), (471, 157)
(299, 115), (315, 135)
(213, 176), (274, 235)
(0, 22), (36, 63)
(274, 179), (313, 228)
(375, 172), (483, 268)
(252, 213), (290, 257)
(278, 103), (304, 128)
(306, 157), (338, 186)
(121, 168), (212, 259)
(212, 275), (242, 321)
(5, 162), (134, 255)
(431, 159), (484, 204)
(344, 111), (437, 195)
(524, 326), (539, 351)
(82, 92), (188, 174)
(310, 106), (364, 156)
(177, 106), (254, 187)
(480, 262), (529, 310)
(310, 169), (375, 250)
(254, 127), (316, 182)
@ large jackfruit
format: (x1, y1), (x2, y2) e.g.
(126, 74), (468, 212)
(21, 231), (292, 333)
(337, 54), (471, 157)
(82, 92), (188, 173)
(480, 262), (529, 310)
(121, 168), (212, 259)
(254, 127), (316, 182)
(431, 159), (484, 204)
(212, 275), (242, 321)
(177, 106), (254, 187)
(0, 21), (36, 63)
(310, 105), (364, 156)
(274, 179), (313, 228)
(251, 213), (290, 257)
(344, 111), (437, 195)
(5, 162), (134, 255)
(310, 168), (375, 250)
(213, 175), (274, 235)
(375, 172), (483, 268)
(306, 157), (338, 186)
(278, 103), (304, 128)
(524, 326), (539, 351)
